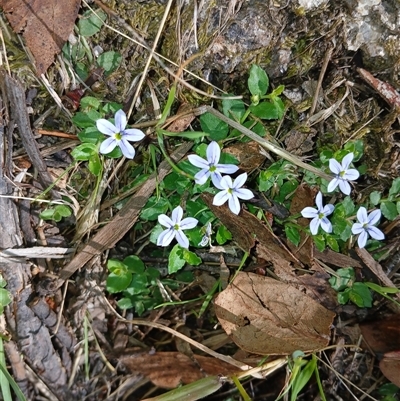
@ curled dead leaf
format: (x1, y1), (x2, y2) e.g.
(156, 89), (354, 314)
(0, 0), (81, 75)
(119, 351), (238, 389)
(215, 272), (335, 355)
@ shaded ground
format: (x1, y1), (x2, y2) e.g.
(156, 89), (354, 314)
(0, 0), (400, 400)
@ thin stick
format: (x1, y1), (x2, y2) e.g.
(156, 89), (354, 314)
(196, 106), (332, 180)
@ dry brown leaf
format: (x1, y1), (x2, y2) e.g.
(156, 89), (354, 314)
(0, 0), (81, 75)
(288, 183), (316, 265)
(379, 351), (400, 387)
(224, 141), (266, 173)
(215, 272), (335, 355)
(119, 351), (238, 389)
(201, 193), (300, 266)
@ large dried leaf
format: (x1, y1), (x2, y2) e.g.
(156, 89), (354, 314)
(215, 272), (335, 355)
(379, 351), (400, 387)
(0, 0), (81, 75)
(119, 351), (238, 389)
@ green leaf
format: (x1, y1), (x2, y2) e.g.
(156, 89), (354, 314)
(290, 358), (316, 401)
(216, 225), (232, 245)
(141, 197), (169, 221)
(344, 140), (364, 162)
(78, 127), (104, 144)
(342, 196), (355, 216)
(369, 191), (381, 206)
(123, 255), (145, 273)
(337, 289), (350, 305)
(349, 282), (372, 308)
(329, 267), (354, 291)
(107, 259), (127, 273)
(161, 130), (209, 139)
(0, 275), (6, 288)
(80, 96), (101, 110)
(199, 113), (229, 141)
(326, 236), (339, 252)
(71, 143), (97, 160)
(54, 205), (71, 217)
(250, 100), (283, 120)
(39, 208), (56, 220)
(88, 153), (102, 175)
(313, 235), (325, 252)
(97, 51), (122, 75)
(106, 271), (132, 293)
(248, 64), (269, 98)
(168, 244), (186, 274)
(222, 98), (246, 121)
(117, 297), (134, 309)
(183, 249), (202, 265)
(380, 201), (398, 221)
(0, 288), (12, 308)
(78, 9), (107, 37)
(397, 201), (400, 215)
(72, 111), (101, 128)
(389, 177), (400, 199)
(285, 226), (300, 246)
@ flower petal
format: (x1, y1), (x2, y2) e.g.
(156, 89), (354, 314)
(357, 230), (368, 248)
(216, 164), (239, 174)
(97, 119), (118, 136)
(367, 226), (385, 240)
(99, 137), (117, 154)
(158, 214), (174, 228)
(329, 159), (342, 175)
(157, 228), (175, 246)
(207, 141), (221, 164)
(338, 179), (351, 195)
(228, 194), (241, 215)
(233, 173), (248, 189)
(213, 190), (230, 206)
(341, 152), (354, 170)
(210, 172), (223, 187)
(194, 169), (210, 185)
(309, 217), (320, 235)
(171, 206), (183, 224)
(218, 175), (232, 190)
(356, 207), (368, 225)
(175, 229), (189, 248)
(367, 209), (381, 225)
(114, 109), (127, 131)
(188, 154), (209, 169)
(119, 139), (136, 159)
(123, 129), (145, 142)
(351, 222), (364, 234)
(315, 191), (323, 211)
(301, 207), (318, 218)
(323, 204), (335, 216)
(320, 217), (332, 233)
(234, 188), (254, 200)
(327, 178), (339, 193)
(180, 217), (198, 230)
(343, 169), (359, 181)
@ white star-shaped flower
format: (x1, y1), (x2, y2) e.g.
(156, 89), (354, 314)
(301, 191), (334, 235)
(188, 141), (239, 186)
(213, 172), (254, 215)
(157, 206), (198, 249)
(96, 109), (145, 159)
(327, 153), (360, 195)
(351, 207), (384, 248)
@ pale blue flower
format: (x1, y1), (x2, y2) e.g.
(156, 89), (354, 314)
(351, 207), (384, 248)
(301, 191), (334, 235)
(213, 173), (254, 215)
(188, 141), (239, 186)
(157, 206), (198, 249)
(327, 153), (360, 195)
(96, 109), (145, 159)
